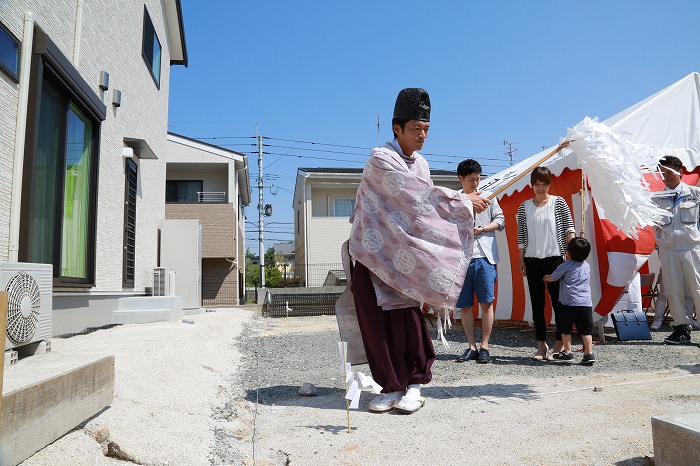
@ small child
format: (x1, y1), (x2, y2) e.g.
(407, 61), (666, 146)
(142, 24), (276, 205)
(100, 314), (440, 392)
(543, 237), (596, 365)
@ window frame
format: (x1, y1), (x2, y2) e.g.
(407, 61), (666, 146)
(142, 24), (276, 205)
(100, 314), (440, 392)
(0, 21), (20, 82)
(166, 179), (204, 203)
(19, 26), (105, 287)
(141, 6), (162, 89)
(333, 198), (356, 217)
(123, 158), (138, 288)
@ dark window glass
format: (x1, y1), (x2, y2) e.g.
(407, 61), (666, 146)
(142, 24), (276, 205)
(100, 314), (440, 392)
(166, 180), (203, 203)
(142, 7), (161, 87)
(0, 22), (20, 81)
(25, 73), (98, 283)
(123, 159), (137, 287)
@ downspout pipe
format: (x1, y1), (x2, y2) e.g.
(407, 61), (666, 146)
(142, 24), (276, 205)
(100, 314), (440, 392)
(9, 12), (35, 262)
(73, 0), (84, 64)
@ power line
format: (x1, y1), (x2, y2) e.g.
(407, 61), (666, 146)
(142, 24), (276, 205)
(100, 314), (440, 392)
(263, 151), (365, 165)
(192, 136), (255, 140)
(194, 133), (526, 167)
(270, 144), (368, 157)
(264, 136), (372, 151)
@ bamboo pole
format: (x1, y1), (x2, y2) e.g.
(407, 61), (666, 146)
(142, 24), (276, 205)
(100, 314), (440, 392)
(343, 349), (351, 433)
(487, 141), (571, 200)
(580, 171), (586, 237)
(0, 291), (8, 419)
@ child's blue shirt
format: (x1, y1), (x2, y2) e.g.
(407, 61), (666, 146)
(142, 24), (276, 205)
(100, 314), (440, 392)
(550, 260), (592, 306)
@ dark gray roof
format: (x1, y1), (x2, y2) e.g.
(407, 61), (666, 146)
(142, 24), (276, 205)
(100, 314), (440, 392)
(167, 131), (246, 157)
(273, 241), (295, 255)
(297, 167), (457, 177)
(298, 167), (363, 174)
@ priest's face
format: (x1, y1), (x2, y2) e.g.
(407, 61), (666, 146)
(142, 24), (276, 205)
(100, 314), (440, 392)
(395, 120), (430, 155)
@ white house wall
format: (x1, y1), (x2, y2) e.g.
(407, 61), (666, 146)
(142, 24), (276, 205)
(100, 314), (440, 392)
(0, 58), (17, 261)
(85, 0), (171, 292)
(310, 187), (357, 217)
(0, 1), (78, 262)
(307, 217), (352, 265)
(1, 0), (183, 333)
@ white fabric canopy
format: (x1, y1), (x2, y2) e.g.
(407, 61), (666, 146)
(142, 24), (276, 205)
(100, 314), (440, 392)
(480, 72), (700, 197)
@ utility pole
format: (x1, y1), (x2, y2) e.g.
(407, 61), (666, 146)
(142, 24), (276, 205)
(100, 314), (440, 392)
(503, 140), (517, 165)
(257, 134), (265, 288)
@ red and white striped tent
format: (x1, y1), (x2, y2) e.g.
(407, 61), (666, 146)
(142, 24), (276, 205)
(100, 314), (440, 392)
(478, 72), (700, 324)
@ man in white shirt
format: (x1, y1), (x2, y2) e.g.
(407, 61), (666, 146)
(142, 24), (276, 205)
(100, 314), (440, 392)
(455, 159), (505, 363)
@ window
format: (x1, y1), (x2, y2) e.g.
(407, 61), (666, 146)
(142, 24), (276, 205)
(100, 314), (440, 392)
(20, 26), (104, 286)
(24, 75), (99, 282)
(0, 22), (20, 81)
(142, 6), (161, 88)
(123, 159), (137, 288)
(166, 180), (203, 203)
(334, 198), (355, 217)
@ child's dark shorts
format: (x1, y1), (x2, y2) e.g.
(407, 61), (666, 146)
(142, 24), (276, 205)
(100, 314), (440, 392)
(557, 304), (593, 335)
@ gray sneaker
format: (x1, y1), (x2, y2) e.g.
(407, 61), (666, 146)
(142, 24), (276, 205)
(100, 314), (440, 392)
(556, 351), (575, 361)
(476, 348), (491, 364)
(456, 348), (479, 362)
(581, 353), (596, 366)
(664, 325), (692, 345)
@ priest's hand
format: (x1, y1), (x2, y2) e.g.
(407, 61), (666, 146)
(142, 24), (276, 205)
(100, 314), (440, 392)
(468, 191), (490, 213)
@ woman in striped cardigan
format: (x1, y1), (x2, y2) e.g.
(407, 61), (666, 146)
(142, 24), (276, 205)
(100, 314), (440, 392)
(517, 166), (576, 361)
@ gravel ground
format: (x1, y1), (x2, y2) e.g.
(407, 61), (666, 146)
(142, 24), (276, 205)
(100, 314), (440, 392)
(234, 314), (700, 465)
(12, 309), (700, 465)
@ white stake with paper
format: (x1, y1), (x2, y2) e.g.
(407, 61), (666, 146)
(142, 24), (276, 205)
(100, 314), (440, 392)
(338, 341), (382, 432)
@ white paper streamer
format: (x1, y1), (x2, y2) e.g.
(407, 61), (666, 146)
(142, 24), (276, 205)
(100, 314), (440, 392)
(565, 117), (669, 238)
(340, 341), (384, 411)
(357, 371), (383, 394)
(345, 380), (361, 409)
(337, 341), (348, 375)
(345, 380), (359, 400)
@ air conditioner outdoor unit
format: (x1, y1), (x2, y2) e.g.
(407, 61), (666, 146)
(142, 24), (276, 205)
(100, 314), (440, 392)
(2, 262), (53, 351)
(153, 267), (175, 296)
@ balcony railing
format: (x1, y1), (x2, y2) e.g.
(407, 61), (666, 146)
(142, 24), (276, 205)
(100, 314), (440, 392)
(197, 191), (226, 203)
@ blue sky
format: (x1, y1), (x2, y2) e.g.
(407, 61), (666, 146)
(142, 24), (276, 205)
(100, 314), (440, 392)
(168, 0), (700, 247)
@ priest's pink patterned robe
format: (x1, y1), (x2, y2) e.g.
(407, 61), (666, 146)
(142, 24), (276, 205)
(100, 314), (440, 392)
(349, 143), (474, 310)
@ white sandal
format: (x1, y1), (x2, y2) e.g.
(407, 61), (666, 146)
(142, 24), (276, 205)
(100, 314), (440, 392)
(368, 391), (403, 413)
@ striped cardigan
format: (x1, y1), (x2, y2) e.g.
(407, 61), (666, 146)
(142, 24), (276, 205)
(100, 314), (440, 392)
(516, 196), (575, 257)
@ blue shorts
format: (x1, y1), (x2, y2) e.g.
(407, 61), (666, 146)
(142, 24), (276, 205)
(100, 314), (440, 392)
(456, 258), (497, 308)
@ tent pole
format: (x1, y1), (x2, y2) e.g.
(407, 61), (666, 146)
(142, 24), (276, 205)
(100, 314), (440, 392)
(487, 141), (571, 200)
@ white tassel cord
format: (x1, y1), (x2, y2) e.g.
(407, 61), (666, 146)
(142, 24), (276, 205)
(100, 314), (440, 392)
(435, 308), (452, 350)
(565, 117), (669, 238)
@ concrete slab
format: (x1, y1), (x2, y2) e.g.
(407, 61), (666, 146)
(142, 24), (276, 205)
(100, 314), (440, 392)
(652, 412), (700, 466)
(113, 296), (183, 324)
